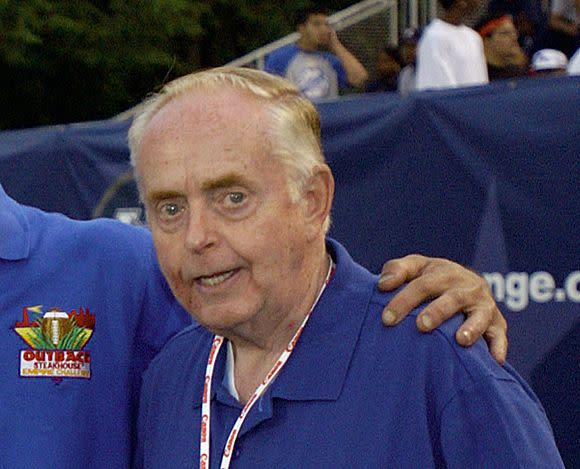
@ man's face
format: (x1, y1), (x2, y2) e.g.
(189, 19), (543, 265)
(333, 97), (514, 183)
(486, 20), (520, 59)
(299, 14), (332, 49)
(136, 88), (317, 335)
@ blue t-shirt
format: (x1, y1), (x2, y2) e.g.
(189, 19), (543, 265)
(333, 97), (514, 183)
(137, 239), (563, 468)
(265, 44), (348, 100)
(0, 184), (191, 469)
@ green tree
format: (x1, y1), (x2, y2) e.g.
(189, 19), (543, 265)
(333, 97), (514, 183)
(0, 0), (208, 128)
(0, 0), (356, 128)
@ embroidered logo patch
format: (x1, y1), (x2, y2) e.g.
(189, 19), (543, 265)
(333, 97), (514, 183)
(14, 306), (95, 380)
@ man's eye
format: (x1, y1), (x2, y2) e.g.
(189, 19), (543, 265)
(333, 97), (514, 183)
(159, 203), (182, 219)
(227, 192), (245, 205)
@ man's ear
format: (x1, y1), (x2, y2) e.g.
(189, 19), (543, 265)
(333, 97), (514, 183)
(303, 165), (334, 239)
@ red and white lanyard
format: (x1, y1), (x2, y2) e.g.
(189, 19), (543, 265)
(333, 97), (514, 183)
(199, 257), (335, 469)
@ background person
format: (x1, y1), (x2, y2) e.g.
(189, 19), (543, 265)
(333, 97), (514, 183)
(476, 13), (529, 80)
(487, 0), (547, 55)
(131, 67), (562, 468)
(397, 27), (421, 94)
(365, 45), (402, 93)
(530, 47), (569, 75)
(264, 6), (368, 100)
(416, 0), (489, 90)
(547, 0), (579, 58)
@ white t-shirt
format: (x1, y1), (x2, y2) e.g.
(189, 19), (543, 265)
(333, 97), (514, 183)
(416, 19), (489, 91)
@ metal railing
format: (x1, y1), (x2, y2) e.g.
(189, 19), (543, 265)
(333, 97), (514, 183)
(400, 0), (438, 30)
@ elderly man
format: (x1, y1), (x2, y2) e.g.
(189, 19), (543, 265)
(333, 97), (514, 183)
(3, 165), (505, 468)
(1, 117), (510, 468)
(131, 68), (562, 467)
(1, 91), (512, 469)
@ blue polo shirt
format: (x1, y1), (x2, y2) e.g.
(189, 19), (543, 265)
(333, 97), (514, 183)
(0, 184), (191, 469)
(137, 239), (563, 468)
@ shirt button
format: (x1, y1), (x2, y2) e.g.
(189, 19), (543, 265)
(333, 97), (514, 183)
(233, 447), (242, 460)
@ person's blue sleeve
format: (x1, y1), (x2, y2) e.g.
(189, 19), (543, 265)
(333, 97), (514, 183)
(264, 48), (289, 77)
(438, 369), (565, 468)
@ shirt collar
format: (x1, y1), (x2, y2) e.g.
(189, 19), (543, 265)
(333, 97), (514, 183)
(0, 183), (31, 260)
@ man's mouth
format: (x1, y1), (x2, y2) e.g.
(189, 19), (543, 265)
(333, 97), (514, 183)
(196, 269), (237, 287)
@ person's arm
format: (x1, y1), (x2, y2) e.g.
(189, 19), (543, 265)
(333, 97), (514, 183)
(328, 29), (369, 88)
(377, 255), (508, 364)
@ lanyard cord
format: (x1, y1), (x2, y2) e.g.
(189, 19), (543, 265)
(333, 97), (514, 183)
(199, 257), (335, 469)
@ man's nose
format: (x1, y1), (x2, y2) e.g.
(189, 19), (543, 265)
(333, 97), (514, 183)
(185, 206), (217, 254)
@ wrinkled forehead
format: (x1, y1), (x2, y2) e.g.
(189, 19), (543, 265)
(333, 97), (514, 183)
(134, 88), (280, 186)
(153, 88), (263, 127)
(139, 88), (271, 152)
